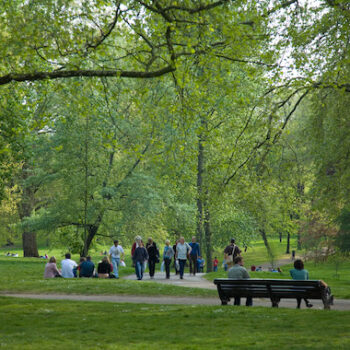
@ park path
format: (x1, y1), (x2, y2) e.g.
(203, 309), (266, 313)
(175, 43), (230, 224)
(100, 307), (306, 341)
(3, 257), (349, 310)
(2, 292), (350, 311)
(122, 258), (293, 290)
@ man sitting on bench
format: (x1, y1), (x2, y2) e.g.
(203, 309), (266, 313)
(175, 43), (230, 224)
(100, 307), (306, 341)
(228, 256), (253, 306)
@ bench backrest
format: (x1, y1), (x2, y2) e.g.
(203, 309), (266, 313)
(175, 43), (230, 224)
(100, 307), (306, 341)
(214, 279), (324, 299)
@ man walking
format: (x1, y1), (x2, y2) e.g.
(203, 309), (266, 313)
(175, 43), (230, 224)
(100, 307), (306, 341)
(109, 240), (124, 279)
(224, 238), (241, 269)
(228, 256), (253, 306)
(189, 236), (200, 275)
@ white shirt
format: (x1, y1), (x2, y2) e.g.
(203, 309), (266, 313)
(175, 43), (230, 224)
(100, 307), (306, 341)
(61, 259), (78, 278)
(109, 245), (124, 258)
(176, 242), (191, 260)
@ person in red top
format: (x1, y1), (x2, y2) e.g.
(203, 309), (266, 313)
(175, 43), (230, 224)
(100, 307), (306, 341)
(213, 256), (219, 272)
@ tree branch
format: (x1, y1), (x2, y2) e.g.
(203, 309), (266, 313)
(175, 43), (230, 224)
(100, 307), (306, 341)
(0, 66), (175, 86)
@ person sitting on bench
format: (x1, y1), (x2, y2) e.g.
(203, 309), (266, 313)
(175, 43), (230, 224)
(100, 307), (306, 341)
(228, 256), (253, 306)
(289, 259), (313, 309)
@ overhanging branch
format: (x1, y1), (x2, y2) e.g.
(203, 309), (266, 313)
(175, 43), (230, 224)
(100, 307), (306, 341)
(0, 65), (175, 86)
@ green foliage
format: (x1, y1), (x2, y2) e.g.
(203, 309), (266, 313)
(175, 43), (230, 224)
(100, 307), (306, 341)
(336, 208), (350, 254)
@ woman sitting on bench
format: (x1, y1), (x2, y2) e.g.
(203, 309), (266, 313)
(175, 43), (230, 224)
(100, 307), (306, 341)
(289, 259), (313, 309)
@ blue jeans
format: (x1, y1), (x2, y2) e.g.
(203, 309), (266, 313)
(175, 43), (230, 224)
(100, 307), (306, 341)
(179, 259), (186, 278)
(135, 261), (144, 280)
(111, 257), (120, 278)
(213, 266), (218, 272)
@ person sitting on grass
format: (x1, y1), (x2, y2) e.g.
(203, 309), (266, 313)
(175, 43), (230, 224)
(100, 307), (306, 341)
(79, 256), (95, 278)
(289, 259), (313, 309)
(97, 256), (113, 278)
(228, 256), (253, 306)
(61, 253), (78, 278)
(44, 256), (61, 278)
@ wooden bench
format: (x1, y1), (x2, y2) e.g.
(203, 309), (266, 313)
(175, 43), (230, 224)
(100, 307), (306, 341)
(213, 278), (333, 309)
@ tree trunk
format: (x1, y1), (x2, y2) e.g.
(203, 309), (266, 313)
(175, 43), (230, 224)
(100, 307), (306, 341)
(204, 202), (213, 272)
(279, 232), (282, 243)
(22, 231), (39, 257)
(81, 225), (98, 257)
(286, 232), (290, 254)
(297, 232), (302, 250)
(259, 228), (274, 265)
(196, 134), (204, 248)
(18, 163), (39, 257)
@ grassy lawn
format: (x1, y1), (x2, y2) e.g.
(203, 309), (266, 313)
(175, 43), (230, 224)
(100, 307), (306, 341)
(1, 297), (350, 349)
(205, 259), (350, 299)
(0, 255), (216, 297)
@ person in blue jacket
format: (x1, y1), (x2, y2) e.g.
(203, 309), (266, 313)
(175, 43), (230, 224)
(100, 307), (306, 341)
(189, 236), (200, 276)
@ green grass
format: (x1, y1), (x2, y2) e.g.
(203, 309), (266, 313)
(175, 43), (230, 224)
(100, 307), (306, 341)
(1, 297), (350, 349)
(205, 259), (350, 299)
(0, 256), (216, 297)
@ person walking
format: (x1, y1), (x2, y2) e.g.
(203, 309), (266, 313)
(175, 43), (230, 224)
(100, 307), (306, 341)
(173, 239), (179, 275)
(133, 242), (149, 280)
(175, 237), (191, 279)
(289, 259), (313, 309)
(109, 240), (125, 279)
(213, 256), (219, 272)
(163, 239), (174, 279)
(224, 238), (241, 269)
(189, 236), (200, 275)
(228, 256), (253, 306)
(131, 235), (142, 267)
(146, 237), (159, 279)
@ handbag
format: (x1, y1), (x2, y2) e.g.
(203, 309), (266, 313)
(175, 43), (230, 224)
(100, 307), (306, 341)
(226, 245), (236, 264)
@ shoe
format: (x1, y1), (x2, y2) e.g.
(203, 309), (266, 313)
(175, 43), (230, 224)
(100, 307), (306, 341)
(306, 303), (313, 308)
(180, 276), (183, 279)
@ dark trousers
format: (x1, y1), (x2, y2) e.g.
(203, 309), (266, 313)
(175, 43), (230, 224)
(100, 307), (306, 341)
(148, 259), (156, 277)
(189, 255), (197, 275)
(234, 297), (253, 306)
(296, 298), (310, 308)
(179, 259), (187, 278)
(164, 258), (171, 278)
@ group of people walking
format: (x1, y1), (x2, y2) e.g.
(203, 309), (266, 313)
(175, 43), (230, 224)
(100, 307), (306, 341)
(131, 235), (202, 280)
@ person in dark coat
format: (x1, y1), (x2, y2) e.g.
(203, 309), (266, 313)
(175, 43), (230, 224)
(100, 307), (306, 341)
(133, 242), (149, 280)
(146, 237), (159, 279)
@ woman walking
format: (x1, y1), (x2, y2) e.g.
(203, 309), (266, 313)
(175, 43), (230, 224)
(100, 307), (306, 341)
(175, 237), (191, 279)
(163, 239), (174, 279)
(146, 237), (159, 279)
(133, 242), (149, 280)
